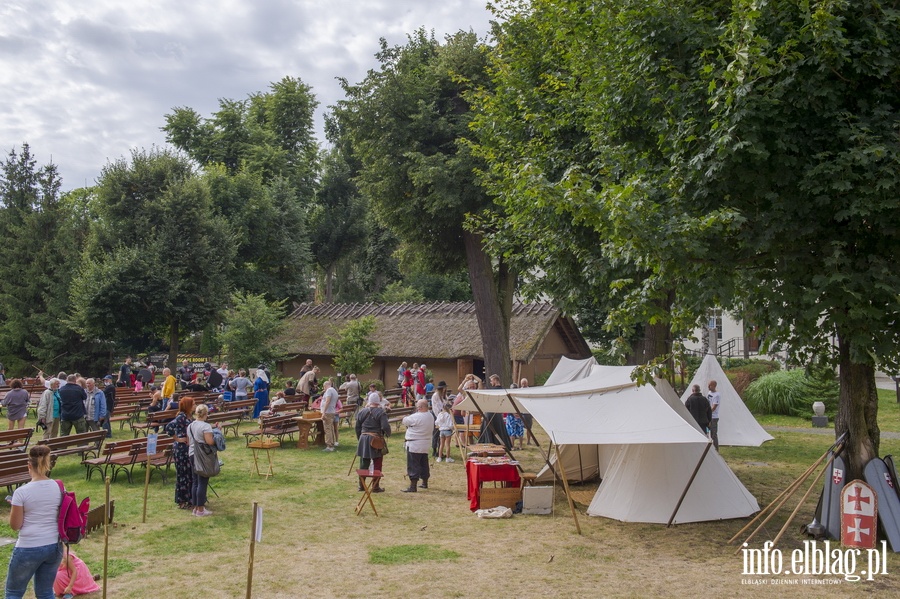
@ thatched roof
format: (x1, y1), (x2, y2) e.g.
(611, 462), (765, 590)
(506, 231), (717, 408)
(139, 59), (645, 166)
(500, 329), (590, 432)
(278, 301), (590, 363)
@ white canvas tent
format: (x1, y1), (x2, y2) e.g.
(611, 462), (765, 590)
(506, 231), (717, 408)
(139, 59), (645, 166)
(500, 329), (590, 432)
(680, 354), (774, 447)
(463, 365), (759, 524)
(544, 356), (599, 386)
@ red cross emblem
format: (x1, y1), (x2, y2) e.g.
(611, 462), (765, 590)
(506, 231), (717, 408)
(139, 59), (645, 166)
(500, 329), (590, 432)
(846, 488), (870, 511)
(833, 468), (843, 486)
(841, 480), (877, 549)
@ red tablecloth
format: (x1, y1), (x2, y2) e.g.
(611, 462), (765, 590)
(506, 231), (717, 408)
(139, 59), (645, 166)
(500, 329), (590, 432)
(466, 460), (521, 511)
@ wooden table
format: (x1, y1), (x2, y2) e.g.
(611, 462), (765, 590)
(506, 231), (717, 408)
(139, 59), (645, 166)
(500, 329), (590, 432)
(293, 416), (325, 449)
(247, 439), (280, 478)
(466, 459), (521, 511)
(355, 468), (383, 516)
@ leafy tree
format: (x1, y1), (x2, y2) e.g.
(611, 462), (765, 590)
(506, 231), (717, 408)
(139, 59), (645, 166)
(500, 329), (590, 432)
(480, 0), (900, 475)
(328, 316), (379, 378)
(164, 76), (318, 192)
(310, 149), (366, 301)
(203, 167), (312, 302)
(474, 1), (722, 367)
(332, 29), (517, 384)
(164, 77), (318, 303)
(220, 291), (286, 368)
(0, 145), (106, 374)
(70, 148), (233, 367)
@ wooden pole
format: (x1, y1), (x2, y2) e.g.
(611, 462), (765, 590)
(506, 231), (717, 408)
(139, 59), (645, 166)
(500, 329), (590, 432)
(667, 442), (712, 527)
(141, 437), (153, 523)
(727, 454), (823, 544)
(465, 391), (520, 471)
(246, 501), (258, 599)
(554, 441), (581, 535)
(728, 433), (845, 544)
(505, 391), (553, 475)
(771, 451), (841, 549)
(102, 477), (110, 599)
(733, 444), (843, 554)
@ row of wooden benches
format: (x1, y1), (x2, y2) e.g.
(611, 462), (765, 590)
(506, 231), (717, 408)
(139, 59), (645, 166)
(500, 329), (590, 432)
(0, 397), (425, 492)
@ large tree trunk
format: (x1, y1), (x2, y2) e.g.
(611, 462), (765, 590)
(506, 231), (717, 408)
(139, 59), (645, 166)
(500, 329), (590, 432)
(325, 263), (335, 303)
(627, 292), (674, 367)
(835, 333), (879, 480)
(168, 318), (179, 371)
(462, 230), (513, 386)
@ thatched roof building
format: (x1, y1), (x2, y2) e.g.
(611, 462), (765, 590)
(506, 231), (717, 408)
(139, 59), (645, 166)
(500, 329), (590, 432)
(277, 301), (591, 387)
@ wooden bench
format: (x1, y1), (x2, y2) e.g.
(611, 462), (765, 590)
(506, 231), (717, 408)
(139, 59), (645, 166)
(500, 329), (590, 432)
(132, 409), (179, 437)
(0, 428), (34, 453)
(133, 436), (175, 484)
(387, 406), (416, 432)
(38, 430), (107, 460)
(270, 401), (306, 415)
(108, 403), (142, 431)
(242, 414), (299, 446)
(82, 437), (148, 482)
(0, 454), (57, 493)
(338, 404), (357, 428)
(206, 410), (244, 438)
(216, 398), (257, 415)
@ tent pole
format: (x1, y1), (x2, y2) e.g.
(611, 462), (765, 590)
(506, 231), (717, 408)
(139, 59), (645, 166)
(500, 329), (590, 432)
(667, 442), (712, 528)
(577, 445), (584, 481)
(465, 391), (522, 472)
(553, 440), (582, 535)
(504, 391), (554, 476)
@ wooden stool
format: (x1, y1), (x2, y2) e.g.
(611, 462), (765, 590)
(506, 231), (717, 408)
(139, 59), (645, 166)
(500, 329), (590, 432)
(355, 469), (383, 516)
(520, 472), (537, 486)
(247, 439), (280, 478)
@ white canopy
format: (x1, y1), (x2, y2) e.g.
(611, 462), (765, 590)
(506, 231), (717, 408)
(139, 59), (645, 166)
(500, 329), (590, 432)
(467, 361), (759, 523)
(680, 354), (774, 447)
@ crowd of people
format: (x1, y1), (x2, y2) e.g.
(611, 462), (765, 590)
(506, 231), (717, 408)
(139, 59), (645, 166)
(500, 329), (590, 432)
(3, 355), (544, 596)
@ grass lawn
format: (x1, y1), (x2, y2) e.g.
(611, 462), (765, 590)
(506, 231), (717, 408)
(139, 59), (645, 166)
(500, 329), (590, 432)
(1, 398), (899, 598)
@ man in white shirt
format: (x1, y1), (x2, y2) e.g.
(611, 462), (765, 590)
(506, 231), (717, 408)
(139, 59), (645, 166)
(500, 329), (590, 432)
(320, 379), (339, 451)
(707, 380), (721, 450)
(401, 399), (435, 492)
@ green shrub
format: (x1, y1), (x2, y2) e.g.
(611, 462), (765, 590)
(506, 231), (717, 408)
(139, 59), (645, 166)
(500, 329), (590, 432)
(725, 360), (781, 395)
(745, 368), (839, 418)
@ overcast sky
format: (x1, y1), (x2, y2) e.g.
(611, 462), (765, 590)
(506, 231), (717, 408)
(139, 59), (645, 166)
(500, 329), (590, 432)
(0, 1), (494, 190)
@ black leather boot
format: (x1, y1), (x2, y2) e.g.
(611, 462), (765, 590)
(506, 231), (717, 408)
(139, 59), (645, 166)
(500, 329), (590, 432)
(402, 478), (418, 492)
(419, 479), (429, 489)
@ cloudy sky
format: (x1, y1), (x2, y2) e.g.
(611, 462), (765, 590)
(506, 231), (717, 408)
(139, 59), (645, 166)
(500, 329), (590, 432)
(0, 1), (494, 190)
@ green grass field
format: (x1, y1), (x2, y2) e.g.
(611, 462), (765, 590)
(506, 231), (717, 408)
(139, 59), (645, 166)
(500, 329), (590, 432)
(1, 394), (899, 598)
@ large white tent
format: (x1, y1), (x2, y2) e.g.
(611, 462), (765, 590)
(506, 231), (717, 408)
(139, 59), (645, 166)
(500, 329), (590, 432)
(543, 355), (599, 386)
(462, 364), (760, 524)
(680, 354), (774, 447)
